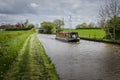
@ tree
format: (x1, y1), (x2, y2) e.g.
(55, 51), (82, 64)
(76, 23), (88, 29)
(28, 24), (35, 29)
(24, 19), (29, 28)
(76, 24), (81, 29)
(104, 17), (120, 39)
(54, 19), (64, 32)
(80, 23), (88, 28)
(88, 23), (95, 28)
(99, 0), (120, 40)
(41, 21), (56, 34)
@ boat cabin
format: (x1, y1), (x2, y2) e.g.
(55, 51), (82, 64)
(56, 32), (80, 42)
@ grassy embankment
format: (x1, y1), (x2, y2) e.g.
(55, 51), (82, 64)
(0, 29), (59, 80)
(64, 29), (106, 39)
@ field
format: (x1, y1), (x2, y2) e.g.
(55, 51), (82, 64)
(64, 29), (106, 39)
(0, 29), (59, 80)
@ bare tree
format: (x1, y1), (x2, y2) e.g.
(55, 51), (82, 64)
(99, 0), (120, 40)
(54, 19), (64, 32)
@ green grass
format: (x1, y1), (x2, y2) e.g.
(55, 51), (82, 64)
(0, 30), (22, 34)
(1, 32), (59, 80)
(36, 36), (59, 80)
(0, 29), (35, 80)
(31, 34), (59, 80)
(64, 29), (106, 39)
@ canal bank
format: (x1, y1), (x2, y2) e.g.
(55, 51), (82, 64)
(3, 34), (59, 80)
(80, 37), (120, 45)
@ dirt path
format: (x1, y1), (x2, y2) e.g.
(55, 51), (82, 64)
(4, 34), (50, 80)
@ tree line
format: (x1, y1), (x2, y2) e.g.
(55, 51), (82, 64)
(75, 23), (99, 29)
(0, 19), (34, 30)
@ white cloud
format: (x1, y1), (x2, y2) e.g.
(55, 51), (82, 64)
(30, 3), (39, 8)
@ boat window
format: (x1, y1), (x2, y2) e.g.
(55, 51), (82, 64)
(72, 34), (76, 38)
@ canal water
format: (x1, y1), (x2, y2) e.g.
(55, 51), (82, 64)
(37, 34), (120, 80)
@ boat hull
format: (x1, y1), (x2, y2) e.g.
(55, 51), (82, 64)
(56, 37), (80, 42)
(68, 38), (80, 42)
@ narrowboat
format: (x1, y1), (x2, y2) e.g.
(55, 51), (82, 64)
(55, 32), (80, 42)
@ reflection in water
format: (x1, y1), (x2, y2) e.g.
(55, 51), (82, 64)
(37, 34), (120, 80)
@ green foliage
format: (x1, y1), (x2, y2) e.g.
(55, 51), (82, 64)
(54, 19), (64, 32)
(23, 20), (35, 30)
(41, 21), (56, 34)
(56, 27), (63, 32)
(103, 17), (120, 40)
(99, 0), (120, 40)
(24, 19), (29, 28)
(76, 23), (97, 29)
(0, 29), (35, 80)
(76, 23), (88, 29)
(33, 34), (59, 80)
(28, 24), (35, 29)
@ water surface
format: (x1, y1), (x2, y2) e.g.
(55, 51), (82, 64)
(38, 34), (120, 80)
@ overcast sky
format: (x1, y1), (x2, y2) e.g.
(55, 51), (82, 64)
(0, 0), (105, 28)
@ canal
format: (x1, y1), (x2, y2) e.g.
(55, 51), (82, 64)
(37, 34), (120, 80)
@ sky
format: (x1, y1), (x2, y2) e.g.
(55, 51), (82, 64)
(0, 0), (105, 28)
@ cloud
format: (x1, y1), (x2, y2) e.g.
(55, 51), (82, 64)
(30, 3), (39, 8)
(0, 0), (105, 28)
(0, 0), (39, 14)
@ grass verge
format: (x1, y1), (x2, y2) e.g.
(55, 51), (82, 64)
(31, 34), (59, 80)
(3, 33), (59, 80)
(0, 29), (35, 80)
